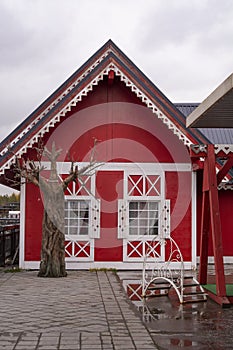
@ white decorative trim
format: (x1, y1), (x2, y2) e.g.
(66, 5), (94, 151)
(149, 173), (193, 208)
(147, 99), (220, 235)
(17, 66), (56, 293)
(124, 167), (164, 200)
(191, 144), (233, 155)
(160, 199), (170, 238)
(90, 198), (101, 238)
(190, 144), (233, 187)
(123, 238), (165, 262)
(0, 61), (193, 175)
(118, 199), (128, 239)
(65, 239), (94, 261)
(122, 279), (143, 304)
(113, 66), (192, 147)
(218, 183), (233, 190)
(214, 144), (233, 154)
(0, 49), (112, 158)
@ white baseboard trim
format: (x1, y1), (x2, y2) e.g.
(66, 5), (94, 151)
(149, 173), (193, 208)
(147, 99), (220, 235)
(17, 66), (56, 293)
(22, 260), (194, 270)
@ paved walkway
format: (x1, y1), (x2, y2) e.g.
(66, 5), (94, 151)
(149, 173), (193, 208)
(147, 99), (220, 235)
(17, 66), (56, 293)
(0, 270), (158, 350)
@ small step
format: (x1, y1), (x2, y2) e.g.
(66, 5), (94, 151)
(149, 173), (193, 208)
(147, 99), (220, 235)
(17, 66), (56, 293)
(183, 298), (207, 304)
(147, 285), (170, 291)
(183, 283), (199, 287)
(173, 276), (193, 282)
(151, 279), (171, 284)
(183, 291), (208, 297)
(184, 276), (195, 279)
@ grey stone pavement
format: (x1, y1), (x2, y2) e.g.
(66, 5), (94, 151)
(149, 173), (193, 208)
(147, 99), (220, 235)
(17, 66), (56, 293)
(0, 270), (158, 350)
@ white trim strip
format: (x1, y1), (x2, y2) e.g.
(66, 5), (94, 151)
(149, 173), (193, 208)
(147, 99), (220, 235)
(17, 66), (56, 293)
(23, 260), (195, 270)
(40, 162), (192, 173)
(19, 182), (26, 269)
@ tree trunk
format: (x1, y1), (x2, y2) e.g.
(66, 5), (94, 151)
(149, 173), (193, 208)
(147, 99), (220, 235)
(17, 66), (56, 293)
(17, 143), (81, 277)
(38, 180), (67, 277)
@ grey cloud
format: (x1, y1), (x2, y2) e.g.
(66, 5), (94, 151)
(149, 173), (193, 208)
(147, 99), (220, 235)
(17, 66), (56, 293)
(0, 4), (32, 66)
(138, 0), (233, 53)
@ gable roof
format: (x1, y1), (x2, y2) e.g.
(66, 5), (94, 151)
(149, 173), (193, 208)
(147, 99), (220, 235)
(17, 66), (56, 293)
(176, 103), (233, 144)
(186, 73), (233, 128)
(0, 40), (210, 180)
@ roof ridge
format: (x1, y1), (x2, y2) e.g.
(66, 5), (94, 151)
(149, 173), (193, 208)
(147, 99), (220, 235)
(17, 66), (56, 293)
(0, 41), (211, 177)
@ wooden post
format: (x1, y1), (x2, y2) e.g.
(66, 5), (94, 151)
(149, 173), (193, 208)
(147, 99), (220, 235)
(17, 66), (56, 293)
(191, 144), (231, 305)
(199, 190), (210, 284)
(206, 145), (226, 297)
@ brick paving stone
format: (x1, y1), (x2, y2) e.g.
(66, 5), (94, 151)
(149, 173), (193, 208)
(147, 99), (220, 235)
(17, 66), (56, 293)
(0, 341), (16, 349)
(0, 270), (158, 350)
(37, 347), (58, 350)
(59, 347), (79, 350)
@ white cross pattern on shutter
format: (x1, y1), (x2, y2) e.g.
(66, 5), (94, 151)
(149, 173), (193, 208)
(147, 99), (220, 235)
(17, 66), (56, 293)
(118, 199), (129, 238)
(90, 198), (100, 238)
(160, 199), (170, 238)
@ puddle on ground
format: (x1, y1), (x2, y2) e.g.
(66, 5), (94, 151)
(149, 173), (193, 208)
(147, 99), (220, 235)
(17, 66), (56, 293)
(118, 273), (233, 349)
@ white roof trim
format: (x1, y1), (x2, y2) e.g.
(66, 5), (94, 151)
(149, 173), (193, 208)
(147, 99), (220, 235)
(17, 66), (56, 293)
(191, 144), (233, 155)
(0, 49), (112, 158)
(0, 63), (192, 175)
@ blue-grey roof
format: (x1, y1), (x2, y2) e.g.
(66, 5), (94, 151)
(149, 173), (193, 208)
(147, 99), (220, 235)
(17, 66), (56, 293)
(175, 103), (233, 144)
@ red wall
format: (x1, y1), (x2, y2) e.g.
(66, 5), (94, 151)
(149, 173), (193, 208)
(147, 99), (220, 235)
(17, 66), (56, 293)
(25, 183), (43, 261)
(165, 172), (192, 261)
(24, 76), (192, 263)
(95, 170), (123, 261)
(196, 172), (233, 256)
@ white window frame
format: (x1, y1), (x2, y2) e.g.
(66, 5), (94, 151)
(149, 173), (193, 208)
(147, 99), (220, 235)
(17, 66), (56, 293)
(65, 196), (100, 240)
(65, 199), (90, 237)
(128, 200), (160, 237)
(118, 199), (170, 239)
(118, 168), (170, 240)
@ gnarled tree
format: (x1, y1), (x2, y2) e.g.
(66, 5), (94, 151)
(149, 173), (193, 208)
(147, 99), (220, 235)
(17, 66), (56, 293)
(14, 142), (99, 277)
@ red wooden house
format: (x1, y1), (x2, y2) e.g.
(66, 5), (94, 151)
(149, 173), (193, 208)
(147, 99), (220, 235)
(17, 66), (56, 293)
(0, 40), (232, 270)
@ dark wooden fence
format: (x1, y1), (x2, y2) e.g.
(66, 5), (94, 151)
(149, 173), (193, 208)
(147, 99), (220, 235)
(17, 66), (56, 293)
(0, 225), (20, 266)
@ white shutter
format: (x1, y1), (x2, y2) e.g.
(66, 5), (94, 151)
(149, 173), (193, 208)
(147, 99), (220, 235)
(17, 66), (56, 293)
(118, 199), (128, 238)
(160, 199), (170, 238)
(90, 198), (100, 238)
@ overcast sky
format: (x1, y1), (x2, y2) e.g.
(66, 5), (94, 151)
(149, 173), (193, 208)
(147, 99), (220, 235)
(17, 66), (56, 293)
(1, 0), (233, 194)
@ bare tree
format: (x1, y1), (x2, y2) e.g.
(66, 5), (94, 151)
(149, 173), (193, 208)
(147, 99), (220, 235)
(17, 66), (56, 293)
(13, 141), (99, 277)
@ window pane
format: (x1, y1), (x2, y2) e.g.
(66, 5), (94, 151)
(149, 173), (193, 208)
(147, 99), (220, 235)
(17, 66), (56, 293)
(129, 227), (138, 235)
(70, 201), (79, 210)
(139, 202), (147, 210)
(129, 202), (138, 210)
(79, 226), (89, 235)
(129, 210), (138, 219)
(149, 202), (158, 210)
(80, 209), (89, 218)
(80, 201), (88, 209)
(69, 218), (79, 226)
(70, 227), (78, 235)
(149, 226), (158, 235)
(65, 200), (89, 235)
(129, 201), (159, 236)
(139, 227), (149, 235)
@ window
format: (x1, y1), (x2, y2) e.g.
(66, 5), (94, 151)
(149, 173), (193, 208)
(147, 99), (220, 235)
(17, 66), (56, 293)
(129, 201), (159, 236)
(118, 199), (169, 239)
(65, 200), (89, 236)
